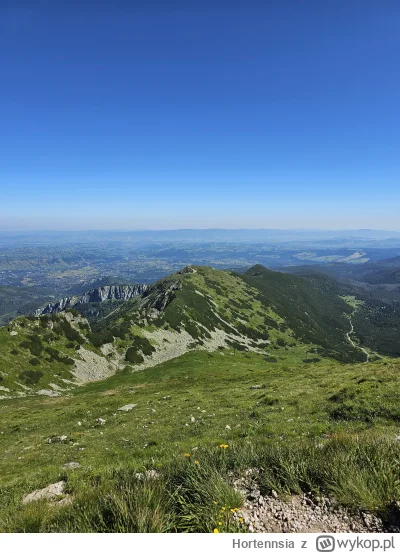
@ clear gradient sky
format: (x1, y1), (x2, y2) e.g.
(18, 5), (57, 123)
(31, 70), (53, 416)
(1, 1), (399, 230)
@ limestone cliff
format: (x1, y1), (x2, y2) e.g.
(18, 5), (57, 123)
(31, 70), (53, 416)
(34, 284), (148, 315)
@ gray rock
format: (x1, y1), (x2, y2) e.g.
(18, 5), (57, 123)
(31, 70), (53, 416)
(117, 404), (137, 412)
(47, 435), (68, 444)
(62, 462), (81, 470)
(232, 472), (389, 534)
(135, 469), (159, 480)
(23, 481), (66, 504)
(55, 496), (73, 507)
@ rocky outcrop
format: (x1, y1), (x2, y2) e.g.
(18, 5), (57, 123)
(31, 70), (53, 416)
(22, 481), (66, 504)
(232, 470), (397, 533)
(140, 279), (182, 312)
(34, 284), (148, 316)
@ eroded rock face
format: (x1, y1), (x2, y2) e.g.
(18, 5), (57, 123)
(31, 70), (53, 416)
(34, 284), (148, 315)
(140, 280), (182, 311)
(80, 285), (148, 303)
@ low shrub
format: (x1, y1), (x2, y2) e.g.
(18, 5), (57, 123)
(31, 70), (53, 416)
(125, 348), (144, 364)
(18, 369), (43, 385)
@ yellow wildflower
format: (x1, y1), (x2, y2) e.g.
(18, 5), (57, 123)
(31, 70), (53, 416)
(184, 453), (191, 458)
(239, 517), (244, 523)
(194, 460), (200, 465)
(219, 443), (229, 449)
(213, 501), (217, 504)
(213, 528), (219, 533)
(218, 521), (222, 526)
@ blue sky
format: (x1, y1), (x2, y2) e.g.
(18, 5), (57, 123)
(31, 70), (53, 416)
(1, 0), (399, 230)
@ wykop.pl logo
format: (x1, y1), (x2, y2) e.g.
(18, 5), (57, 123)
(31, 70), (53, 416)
(316, 535), (335, 552)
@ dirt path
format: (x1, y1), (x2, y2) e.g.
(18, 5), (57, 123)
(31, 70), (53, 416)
(346, 318), (369, 363)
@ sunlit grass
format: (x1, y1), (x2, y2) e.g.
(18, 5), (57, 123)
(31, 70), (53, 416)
(1, 350), (400, 531)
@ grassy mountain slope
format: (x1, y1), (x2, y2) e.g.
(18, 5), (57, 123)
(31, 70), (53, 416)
(0, 264), (369, 399)
(238, 265), (365, 362)
(0, 311), (111, 398)
(1, 350), (399, 531)
(0, 265), (399, 532)
(284, 264), (400, 358)
(0, 285), (55, 326)
(88, 264), (362, 376)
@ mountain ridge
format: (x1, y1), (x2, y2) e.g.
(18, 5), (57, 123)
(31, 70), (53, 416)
(0, 264), (371, 400)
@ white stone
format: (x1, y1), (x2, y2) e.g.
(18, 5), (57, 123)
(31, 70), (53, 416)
(23, 481), (66, 504)
(117, 404), (137, 412)
(47, 435), (68, 444)
(62, 462), (81, 470)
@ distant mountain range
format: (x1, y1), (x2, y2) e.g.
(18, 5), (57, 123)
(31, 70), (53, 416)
(284, 255), (400, 286)
(1, 228), (400, 245)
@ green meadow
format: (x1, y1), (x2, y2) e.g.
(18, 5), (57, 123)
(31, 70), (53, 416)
(1, 349), (399, 531)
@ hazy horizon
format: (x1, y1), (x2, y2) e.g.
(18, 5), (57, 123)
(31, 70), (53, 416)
(1, 227), (400, 235)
